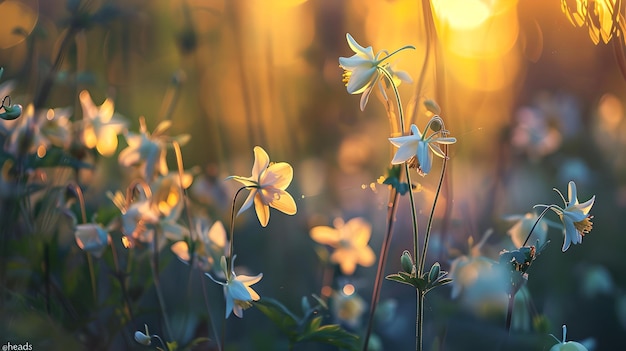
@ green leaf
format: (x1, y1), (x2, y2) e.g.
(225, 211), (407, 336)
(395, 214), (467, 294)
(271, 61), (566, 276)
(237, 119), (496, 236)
(297, 324), (359, 351)
(254, 298), (300, 338)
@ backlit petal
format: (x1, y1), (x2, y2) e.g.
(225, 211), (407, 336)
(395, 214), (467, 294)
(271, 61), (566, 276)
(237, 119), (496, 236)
(252, 146), (270, 179)
(263, 162), (293, 189)
(269, 190), (297, 215)
(237, 190), (256, 216)
(310, 226), (340, 246)
(254, 194), (270, 227)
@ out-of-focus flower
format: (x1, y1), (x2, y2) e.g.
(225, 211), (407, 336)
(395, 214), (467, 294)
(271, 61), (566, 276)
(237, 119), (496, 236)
(3, 104), (46, 158)
(511, 106), (562, 160)
(561, 0), (625, 45)
(332, 289), (366, 329)
(38, 107), (73, 150)
(118, 117), (190, 181)
(151, 170), (195, 218)
(389, 118), (456, 176)
(538, 181), (595, 252)
(504, 212), (548, 248)
(549, 324), (589, 351)
(579, 264), (614, 299)
(74, 223), (110, 258)
(207, 256), (262, 318)
(79, 90), (127, 157)
(227, 146), (297, 227)
(339, 33), (414, 111)
(310, 217), (375, 275)
(449, 231), (509, 312)
(171, 219), (227, 272)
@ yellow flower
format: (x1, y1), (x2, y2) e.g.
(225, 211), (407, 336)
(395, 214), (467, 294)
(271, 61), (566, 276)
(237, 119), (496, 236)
(79, 90), (127, 157)
(227, 146), (297, 227)
(310, 217), (375, 275)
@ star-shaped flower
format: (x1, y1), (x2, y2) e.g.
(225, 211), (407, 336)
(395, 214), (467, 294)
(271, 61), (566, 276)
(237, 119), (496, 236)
(543, 181), (595, 252)
(310, 217), (376, 275)
(339, 33), (414, 111)
(118, 117), (190, 181)
(79, 90), (127, 157)
(171, 219), (227, 272)
(388, 119), (457, 175)
(207, 256), (263, 318)
(227, 146), (297, 227)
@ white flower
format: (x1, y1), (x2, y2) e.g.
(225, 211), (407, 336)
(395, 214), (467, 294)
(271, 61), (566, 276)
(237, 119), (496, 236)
(339, 33), (414, 111)
(118, 117), (190, 181)
(544, 181), (595, 252)
(74, 223), (110, 258)
(207, 256), (262, 318)
(388, 120), (456, 175)
(549, 325), (589, 351)
(227, 146), (297, 227)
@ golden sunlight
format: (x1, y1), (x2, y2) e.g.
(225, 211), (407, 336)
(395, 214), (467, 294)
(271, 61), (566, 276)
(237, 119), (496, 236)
(431, 0), (491, 30)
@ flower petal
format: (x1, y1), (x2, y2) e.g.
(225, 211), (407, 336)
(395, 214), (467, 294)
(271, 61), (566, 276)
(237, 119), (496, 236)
(254, 194), (270, 227)
(228, 279), (253, 301)
(208, 221), (227, 248)
(358, 246), (376, 267)
(237, 189), (257, 216)
(359, 84), (375, 111)
(347, 66), (378, 95)
(390, 142), (418, 164)
(345, 218), (371, 247)
(567, 181), (578, 205)
(269, 190), (297, 215)
(561, 218), (578, 252)
(252, 146), (270, 179)
(263, 162), (293, 189)
(310, 226), (340, 246)
(417, 141), (432, 174)
(346, 33), (374, 58)
(226, 175), (258, 188)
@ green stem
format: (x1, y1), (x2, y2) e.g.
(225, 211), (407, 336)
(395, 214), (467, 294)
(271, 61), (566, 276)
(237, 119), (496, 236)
(228, 186), (248, 277)
(151, 229), (173, 341)
(418, 143), (448, 275)
(379, 67), (420, 271)
(522, 205), (557, 247)
(417, 290), (424, 351)
(362, 67), (419, 351)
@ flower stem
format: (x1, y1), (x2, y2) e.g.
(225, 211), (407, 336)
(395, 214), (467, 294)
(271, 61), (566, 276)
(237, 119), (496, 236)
(505, 292), (515, 333)
(522, 205), (557, 247)
(151, 229), (173, 342)
(416, 290), (424, 351)
(363, 67), (420, 351)
(362, 188), (400, 351)
(419, 143), (448, 275)
(228, 186), (248, 277)
(378, 45), (417, 65)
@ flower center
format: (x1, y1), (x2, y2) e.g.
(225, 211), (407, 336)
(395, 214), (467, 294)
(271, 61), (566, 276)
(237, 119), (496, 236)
(342, 70), (352, 86)
(574, 215), (593, 235)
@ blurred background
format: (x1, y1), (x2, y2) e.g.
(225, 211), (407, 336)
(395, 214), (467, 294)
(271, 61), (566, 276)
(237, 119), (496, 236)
(1, 0), (626, 350)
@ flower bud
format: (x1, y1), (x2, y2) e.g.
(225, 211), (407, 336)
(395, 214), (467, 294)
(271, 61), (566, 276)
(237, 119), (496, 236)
(0, 103), (22, 120)
(423, 99), (441, 115)
(134, 325), (152, 346)
(401, 250), (414, 274)
(429, 262), (441, 283)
